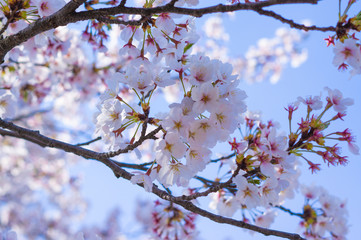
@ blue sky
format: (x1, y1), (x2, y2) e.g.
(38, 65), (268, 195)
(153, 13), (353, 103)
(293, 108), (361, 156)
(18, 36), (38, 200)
(79, 1), (361, 239)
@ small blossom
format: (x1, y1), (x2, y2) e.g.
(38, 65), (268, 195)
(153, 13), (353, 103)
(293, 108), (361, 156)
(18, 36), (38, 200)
(325, 87), (354, 113)
(333, 38), (361, 69)
(0, 89), (16, 118)
(191, 82), (219, 114)
(130, 171), (155, 192)
(155, 132), (187, 162)
(234, 175), (261, 209)
(155, 13), (176, 35)
(297, 95), (322, 111)
(188, 55), (216, 85)
(158, 161), (193, 187)
(324, 36), (335, 47)
(36, 0), (66, 17)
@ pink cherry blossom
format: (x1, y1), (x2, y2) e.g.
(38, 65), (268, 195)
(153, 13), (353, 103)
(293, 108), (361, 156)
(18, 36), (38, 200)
(325, 87), (354, 113)
(297, 95), (323, 110)
(333, 38), (361, 69)
(155, 13), (176, 35)
(188, 55), (216, 85)
(36, 0), (66, 17)
(191, 82), (220, 114)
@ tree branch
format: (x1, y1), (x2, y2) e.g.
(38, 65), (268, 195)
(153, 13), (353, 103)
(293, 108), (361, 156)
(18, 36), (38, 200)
(94, 16), (147, 25)
(0, 118), (305, 239)
(99, 125), (161, 158)
(275, 205), (303, 218)
(0, 0), (332, 64)
(75, 136), (102, 146)
(255, 8), (336, 32)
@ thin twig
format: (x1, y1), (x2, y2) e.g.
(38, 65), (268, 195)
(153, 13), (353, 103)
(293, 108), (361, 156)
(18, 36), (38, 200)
(120, 0), (127, 7)
(11, 108), (51, 122)
(0, 19), (11, 36)
(75, 136), (102, 146)
(275, 205), (304, 218)
(210, 152), (236, 163)
(255, 9), (336, 32)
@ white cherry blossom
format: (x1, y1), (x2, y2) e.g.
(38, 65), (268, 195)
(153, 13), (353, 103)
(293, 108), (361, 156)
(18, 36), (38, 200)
(234, 175), (261, 209)
(0, 90), (16, 118)
(191, 82), (220, 114)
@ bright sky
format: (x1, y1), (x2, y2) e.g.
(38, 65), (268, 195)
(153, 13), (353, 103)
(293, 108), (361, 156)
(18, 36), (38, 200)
(79, 1), (361, 240)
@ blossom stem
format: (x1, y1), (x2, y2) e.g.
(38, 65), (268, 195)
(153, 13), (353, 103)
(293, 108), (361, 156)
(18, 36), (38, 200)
(132, 88), (143, 102)
(147, 87), (156, 105)
(317, 104), (332, 121)
(131, 122), (142, 142)
(179, 73), (187, 95)
(120, 98), (136, 113)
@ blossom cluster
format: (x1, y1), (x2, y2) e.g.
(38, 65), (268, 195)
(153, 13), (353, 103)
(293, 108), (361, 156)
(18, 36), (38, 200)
(300, 185), (348, 240)
(207, 87), (356, 239)
(92, 12), (248, 190)
(209, 114), (300, 219)
(151, 200), (198, 240)
(327, 0), (361, 75)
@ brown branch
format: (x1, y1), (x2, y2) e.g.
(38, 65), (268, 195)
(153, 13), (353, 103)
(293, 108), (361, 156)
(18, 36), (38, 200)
(0, 0), (331, 64)
(167, 0), (179, 7)
(94, 16), (146, 25)
(0, 128), (47, 147)
(71, 0), (320, 20)
(255, 8), (336, 32)
(99, 125), (161, 158)
(170, 199), (305, 240)
(119, 0), (127, 7)
(75, 136), (102, 146)
(210, 152), (236, 163)
(0, 118), (305, 239)
(0, 118), (131, 178)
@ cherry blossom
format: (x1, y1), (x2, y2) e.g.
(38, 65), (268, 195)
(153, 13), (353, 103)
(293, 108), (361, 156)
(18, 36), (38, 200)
(35, 0), (66, 17)
(155, 132), (187, 161)
(150, 200), (198, 240)
(0, 89), (16, 118)
(333, 38), (361, 70)
(325, 87), (354, 113)
(188, 55), (216, 85)
(130, 171), (155, 192)
(234, 175), (261, 209)
(297, 95), (323, 111)
(191, 82), (220, 114)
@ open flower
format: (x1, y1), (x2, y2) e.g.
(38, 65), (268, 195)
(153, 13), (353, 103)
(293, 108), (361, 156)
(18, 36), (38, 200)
(36, 0), (66, 17)
(333, 38), (361, 69)
(0, 90), (16, 118)
(325, 87), (354, 113)
(191, 82), (219, 114)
